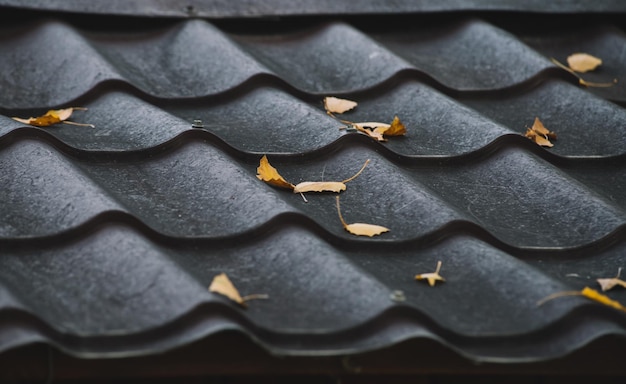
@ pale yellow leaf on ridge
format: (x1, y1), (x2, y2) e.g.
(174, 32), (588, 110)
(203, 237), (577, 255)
(294, 181), (347, 193)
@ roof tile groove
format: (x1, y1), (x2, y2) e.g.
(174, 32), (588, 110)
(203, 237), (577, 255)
(4, 18), (626, 109)
(1, 11), (626, 364)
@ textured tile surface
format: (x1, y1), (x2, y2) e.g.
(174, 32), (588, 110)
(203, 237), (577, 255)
(1, 7), (626, 364)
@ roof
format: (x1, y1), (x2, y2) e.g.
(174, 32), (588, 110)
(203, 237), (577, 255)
(1, 2), (626, 371)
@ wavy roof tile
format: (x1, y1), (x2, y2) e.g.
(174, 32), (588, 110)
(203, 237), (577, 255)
(1, 4), (626, 370)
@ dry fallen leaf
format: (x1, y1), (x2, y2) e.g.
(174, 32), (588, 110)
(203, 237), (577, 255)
(550, 57), (616, 87)
(294, 159), (369, 193)
(352, 123), (386, 141)
(257, 156), (369, 194)
(335, 195), (389, 237)
(209, 273), (268, 308)
(538, 286), (626, 313)
(375, 116), (407, 137)
(209, 273), (246, 306)
(352, 116), (407, 142)
(524, 117), (556, 147)
(12, 107), (94, 128)
(324, 96), (358, 114)
(597, 268), (626, 292)
(567, 53), (602, 73)
(293, 181), (347, 193)
(415, 261), (446, 287)
(256, 155), (295, 190)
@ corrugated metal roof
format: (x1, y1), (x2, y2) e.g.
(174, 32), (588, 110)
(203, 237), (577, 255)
(1, 6), (626, 365)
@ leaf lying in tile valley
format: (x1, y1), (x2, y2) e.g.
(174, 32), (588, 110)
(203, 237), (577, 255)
(567, 53), (602, 73)
(550, 57), (616, 87)
(335, 196), (389, 237)
(292, 159), (369, 193)
(538, 287), (626, 313)
(415, 261), (446, 287)
(209, 273), (268, 308)
(524, 117), (556, 147)
(209, 273), (246, 306)
(12, 107), (94, 127)
(258, 156), (370, 194)
(324, 96), (358, 114)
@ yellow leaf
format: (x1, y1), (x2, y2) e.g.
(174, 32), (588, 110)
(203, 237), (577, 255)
(324, 96), (357, 114)
(336, 196), (389, 237)
(344, 222), (390, 237)
(415, 261), (446, 287)
(567, 53), (602, 73)
(12, 107), (93, 127)
(352, 116), (407, 141)
(294, 181), (346, 193)
(524, 117), (556, 147)
(209, 273), (246, 307)
(550, 57), (616, 88)
(538, 286), (626, 313)
(581, 287), (626, 312)
(597, 268), (626, 292)
(209, 273), (269, 308)
(352, 123), (387, 141)
(256, 155), (295, 190)
(374, 116), (407, 137)
(293, 159), (369, 194)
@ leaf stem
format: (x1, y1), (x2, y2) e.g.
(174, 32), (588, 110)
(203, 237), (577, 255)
(435, 260), (443, 274)
(342, 159), (370, 183)
(63, 121), (95, 128)
(335, 195), (348, 228)
(241, 293), (269, 302)
(537, 290), (583, 306)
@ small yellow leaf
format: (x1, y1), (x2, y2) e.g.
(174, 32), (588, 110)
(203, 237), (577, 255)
(524, 117), (556, 147)
(336, 196), (389, 237)
(256, 155), (295, 190)
(344, 222), (390, 237)
(324, 96), (358, 114)
(581, 287), (626, 312)
(294, 181), (346, 193)
(374, 116), (407, 137)
(415, 261), (445, 287)
(567, 53), (602, 73)
(12, 107), (93, 127)
(209, 273), (246, 307)
(597, 268), (626, 292)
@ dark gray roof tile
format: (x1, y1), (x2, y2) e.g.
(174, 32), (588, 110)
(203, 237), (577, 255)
(1, 9), (626, 365)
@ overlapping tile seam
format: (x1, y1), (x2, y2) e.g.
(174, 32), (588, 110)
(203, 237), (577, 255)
(1, 15), (626, 362)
